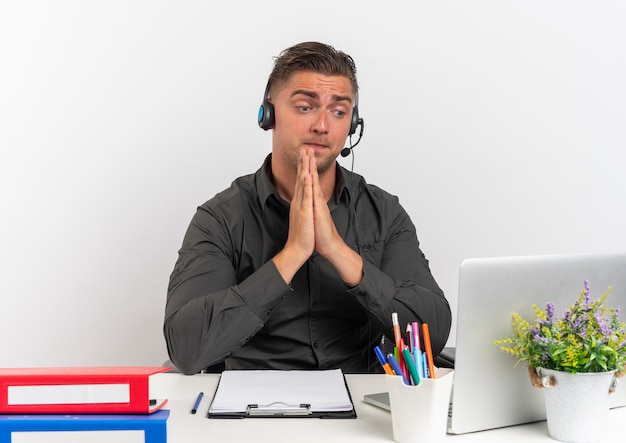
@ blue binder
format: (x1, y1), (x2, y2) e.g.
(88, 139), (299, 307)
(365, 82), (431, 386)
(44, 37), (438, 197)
(0, 409), (169, 443)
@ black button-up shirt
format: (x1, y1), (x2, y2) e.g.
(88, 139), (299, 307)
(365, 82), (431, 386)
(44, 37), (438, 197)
(164, 155), (451, 374)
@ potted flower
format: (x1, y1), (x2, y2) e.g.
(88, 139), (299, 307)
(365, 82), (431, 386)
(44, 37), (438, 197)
(494, 280), (626, 443)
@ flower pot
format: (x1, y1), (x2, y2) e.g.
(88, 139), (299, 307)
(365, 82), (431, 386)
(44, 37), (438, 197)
(536, 367), (617, 443)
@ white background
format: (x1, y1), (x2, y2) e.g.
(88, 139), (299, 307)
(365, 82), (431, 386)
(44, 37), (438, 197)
(1, 1), (625, 367)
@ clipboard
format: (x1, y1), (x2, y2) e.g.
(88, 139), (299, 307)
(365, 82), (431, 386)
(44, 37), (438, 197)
(207, 369), (357, 419)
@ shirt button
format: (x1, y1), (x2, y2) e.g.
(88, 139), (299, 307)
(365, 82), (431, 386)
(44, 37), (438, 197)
(313, 342), (319, 349)
(362, 245), (370, 252)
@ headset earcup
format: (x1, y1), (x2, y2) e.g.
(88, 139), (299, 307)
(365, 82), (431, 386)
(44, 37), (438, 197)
(349, 105), (360, 135)
(258, 84), (275, 131)
(258, 100), (274, 130)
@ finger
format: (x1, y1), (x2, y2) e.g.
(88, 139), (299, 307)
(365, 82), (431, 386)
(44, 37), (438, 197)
(293, 150), (310, 207)
(310, 157), (323, 203)
(302, 157), (314, 208)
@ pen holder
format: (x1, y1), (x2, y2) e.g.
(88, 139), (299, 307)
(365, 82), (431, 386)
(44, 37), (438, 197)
(385, 368), (454, 443)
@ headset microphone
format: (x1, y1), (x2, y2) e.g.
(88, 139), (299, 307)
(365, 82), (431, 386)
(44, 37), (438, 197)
(340, 118), (364, 157)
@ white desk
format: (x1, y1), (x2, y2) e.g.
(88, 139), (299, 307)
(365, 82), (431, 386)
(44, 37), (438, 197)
(150, 373), (625, 443)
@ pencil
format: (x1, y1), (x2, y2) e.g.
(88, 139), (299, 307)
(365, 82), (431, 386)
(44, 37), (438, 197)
(391, 312), (401, 349)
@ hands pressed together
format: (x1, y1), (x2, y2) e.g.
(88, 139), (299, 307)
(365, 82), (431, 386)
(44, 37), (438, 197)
(272, 148), (364, 287)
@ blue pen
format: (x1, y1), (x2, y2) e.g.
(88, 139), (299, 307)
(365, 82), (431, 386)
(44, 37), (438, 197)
(415, 349), (424, 379)
(374, 346), (395, 375)
(422, 353), (430, 379)
(191, 391), (204, 414)
(387, 354), (410, 385)
(374, 346), (387, 366)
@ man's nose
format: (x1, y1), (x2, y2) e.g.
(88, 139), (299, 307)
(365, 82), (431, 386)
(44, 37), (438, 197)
(311, 110), (328, 134)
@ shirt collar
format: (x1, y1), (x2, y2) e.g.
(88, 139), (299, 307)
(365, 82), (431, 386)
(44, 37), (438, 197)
(255, 154), (276, 208)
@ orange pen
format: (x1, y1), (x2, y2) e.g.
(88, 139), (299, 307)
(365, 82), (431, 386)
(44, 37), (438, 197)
(422, 322), (437, 378)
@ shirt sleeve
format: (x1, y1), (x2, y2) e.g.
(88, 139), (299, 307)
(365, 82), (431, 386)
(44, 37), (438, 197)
(346, 198), (452, 357)
(163, 204), (292, 375)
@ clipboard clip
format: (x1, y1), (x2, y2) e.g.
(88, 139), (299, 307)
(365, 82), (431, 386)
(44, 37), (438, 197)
(247, 402), (312, 416)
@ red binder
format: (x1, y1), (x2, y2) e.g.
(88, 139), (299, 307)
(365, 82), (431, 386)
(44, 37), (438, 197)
(0, 366), (171, 414)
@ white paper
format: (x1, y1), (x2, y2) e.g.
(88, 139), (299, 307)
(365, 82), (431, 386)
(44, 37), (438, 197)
(208, 369), (353, 413)
(8, 384), (130, 405)
(12, 430), (144, 443)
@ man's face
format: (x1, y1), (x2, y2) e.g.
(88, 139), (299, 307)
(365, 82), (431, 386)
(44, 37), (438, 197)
(270, 71), (354, 174)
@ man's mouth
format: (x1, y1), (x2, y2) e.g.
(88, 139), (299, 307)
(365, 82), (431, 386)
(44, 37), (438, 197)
(303, 142), (329, 149)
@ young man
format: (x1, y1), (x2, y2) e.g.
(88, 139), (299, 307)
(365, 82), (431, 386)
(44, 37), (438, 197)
(164, 42), (451, 375)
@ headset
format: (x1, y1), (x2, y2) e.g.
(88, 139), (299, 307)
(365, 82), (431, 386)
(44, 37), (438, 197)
(257, 83), (364, 147)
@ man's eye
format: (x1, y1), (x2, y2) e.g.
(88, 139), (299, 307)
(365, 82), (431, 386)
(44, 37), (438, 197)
(334, 110), (346, 117)
(297, 106), (311, 112)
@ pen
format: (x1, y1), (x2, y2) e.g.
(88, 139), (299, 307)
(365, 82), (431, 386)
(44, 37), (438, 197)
(374, 346), (394, 375)
(423, 351), (430, 378)
(398, 338), (408, 378)
(411, 321), (424, 379)
(414, 349), (424, 380)
(402, 348), (420, 386)
(422, 323), (436, 379)
(387, 353), (410, 385)
(191, 391), (204, 414)
(411, 321), (421, 352)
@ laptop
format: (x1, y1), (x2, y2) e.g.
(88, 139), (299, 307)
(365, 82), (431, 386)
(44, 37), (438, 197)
(364, 251), (626, 434)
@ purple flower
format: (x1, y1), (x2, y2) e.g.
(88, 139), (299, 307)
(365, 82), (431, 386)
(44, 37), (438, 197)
(575, 320), (588, 338)
(530, 326), (551, 345)
(594, 310), (611, 337)
(572, 313), (585, 331)
(546, 302), (555, 322)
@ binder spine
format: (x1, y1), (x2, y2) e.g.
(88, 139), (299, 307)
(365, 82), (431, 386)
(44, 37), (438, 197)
(0, 410), (169, 443)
